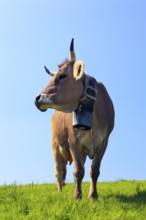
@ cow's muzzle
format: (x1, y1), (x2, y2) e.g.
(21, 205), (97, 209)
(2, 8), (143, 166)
(35, 94), (52, 112)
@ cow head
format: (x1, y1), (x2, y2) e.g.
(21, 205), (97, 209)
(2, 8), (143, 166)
(35, 39), (86, 113)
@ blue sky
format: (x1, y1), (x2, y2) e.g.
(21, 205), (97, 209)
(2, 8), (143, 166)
(0, 0), (146, 185)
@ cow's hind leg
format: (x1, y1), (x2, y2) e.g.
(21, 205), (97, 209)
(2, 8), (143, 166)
(88, 139), (108, 199)
(53, 142), (65, 192)
(62, 162), (67, 187)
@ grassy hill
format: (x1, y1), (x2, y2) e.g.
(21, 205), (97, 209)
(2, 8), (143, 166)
(0, 180), (146, 220)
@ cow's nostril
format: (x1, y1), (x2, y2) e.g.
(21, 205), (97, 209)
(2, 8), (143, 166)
(35, 94), (48, 112)
(36, 94), (41, 102)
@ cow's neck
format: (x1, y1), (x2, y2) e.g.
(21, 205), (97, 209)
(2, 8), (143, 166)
(79, 75), (97, 111)
(73, 75), (97, 131)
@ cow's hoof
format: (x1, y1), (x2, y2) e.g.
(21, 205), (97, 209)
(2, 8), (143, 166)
(74, 192), (82, 200)
(62, 181), (66, 187)
(88, 192), (98, 200)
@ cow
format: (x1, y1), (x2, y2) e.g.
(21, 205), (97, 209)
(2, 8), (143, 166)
(35, 39), (115, 199)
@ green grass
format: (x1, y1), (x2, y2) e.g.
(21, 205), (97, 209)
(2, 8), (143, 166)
(0, 181), (146, 220)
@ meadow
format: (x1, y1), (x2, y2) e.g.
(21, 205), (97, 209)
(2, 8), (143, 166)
(0, 180), (146, 220)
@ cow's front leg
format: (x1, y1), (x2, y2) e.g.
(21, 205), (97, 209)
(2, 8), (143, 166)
(69, 143), (84, 199)
(89, 139), (108, 199)
(73, 160), (84, 199)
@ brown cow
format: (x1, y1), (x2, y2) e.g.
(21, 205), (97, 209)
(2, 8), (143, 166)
(35, 39), (115, 199)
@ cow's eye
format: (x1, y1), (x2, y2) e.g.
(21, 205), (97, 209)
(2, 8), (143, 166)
(58, 74), (67, 81)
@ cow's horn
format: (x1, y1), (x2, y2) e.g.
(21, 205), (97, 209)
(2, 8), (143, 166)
(70, 38), (76, 62)
(44, 66), (56, 76)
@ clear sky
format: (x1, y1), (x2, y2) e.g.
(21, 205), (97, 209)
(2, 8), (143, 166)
(0, 0), (146, 185)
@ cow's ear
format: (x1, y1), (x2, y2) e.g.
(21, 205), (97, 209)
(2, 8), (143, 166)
(73, 61), (85, 80)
